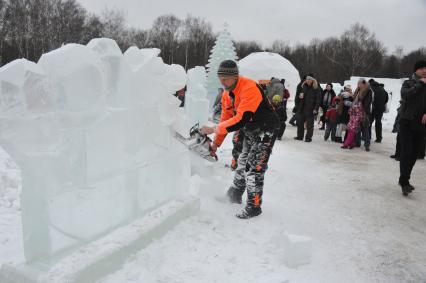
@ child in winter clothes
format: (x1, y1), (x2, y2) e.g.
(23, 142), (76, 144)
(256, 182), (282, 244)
(341, 98), (365, 149)
(272, 95), (287, 140)
(335, 86), (354, 143)
(324, 97), (339, 141)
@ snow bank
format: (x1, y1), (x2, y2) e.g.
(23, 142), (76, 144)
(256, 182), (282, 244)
(0, 38), (193, 271)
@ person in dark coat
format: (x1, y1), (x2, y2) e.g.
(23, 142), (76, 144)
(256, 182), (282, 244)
(390, 103), (402, 161)
(289, 75), (306, 126)
(419, 137), (426, 159)
(369, 79), (389, 143)
(320, 83), (336, 130)
(294, 76), (321, 142)
(398, 60), (426, 196)
(174, 86), (186, 107)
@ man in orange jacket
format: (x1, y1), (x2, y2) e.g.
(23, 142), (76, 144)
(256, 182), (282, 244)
(201, 60), (279, 219)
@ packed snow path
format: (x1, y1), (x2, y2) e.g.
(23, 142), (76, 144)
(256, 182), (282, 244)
(100, 126), (426, 283)
(1, 125), (426, 282)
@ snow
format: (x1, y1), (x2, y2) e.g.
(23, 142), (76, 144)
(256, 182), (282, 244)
(239, 52), (300, 97)
(98, 125), (426, 283)
(1, 123), (426, 282)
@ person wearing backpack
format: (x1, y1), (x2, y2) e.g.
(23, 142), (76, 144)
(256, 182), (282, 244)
(266, 77), (284, 101)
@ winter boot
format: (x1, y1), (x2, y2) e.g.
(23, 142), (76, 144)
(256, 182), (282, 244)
(236, 206), (262, 219)
(236, 193), (262, 219)
(399, 182), (415, 196)
(401, 185), (415, 196)
(226, 186), (244, 204)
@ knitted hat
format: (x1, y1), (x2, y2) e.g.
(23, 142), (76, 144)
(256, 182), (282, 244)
(413, 60), (426, 72)
(217, 60), (239, 77)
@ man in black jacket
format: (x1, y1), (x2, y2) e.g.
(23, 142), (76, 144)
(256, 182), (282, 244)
(289, 75), (306, 126)
(369, 79), (389, 143)
(398, 60), (426, 196)
(294, 76), (321, 142)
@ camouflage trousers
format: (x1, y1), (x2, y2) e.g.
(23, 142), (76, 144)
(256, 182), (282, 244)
(231, 129), (245, 169)
(231, 128), (276, 208)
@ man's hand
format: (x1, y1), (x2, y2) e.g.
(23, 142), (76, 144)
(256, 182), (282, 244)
(200, 126), (216, 135)
(422, 114), (426, 124)
(420, 78), (426, 84)
(210, 143), (218, 155)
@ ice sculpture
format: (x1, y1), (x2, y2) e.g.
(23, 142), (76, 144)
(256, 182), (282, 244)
(205, 25), (238, 110)
(185, 66), (210, 127)
(0, 39), (191, 266)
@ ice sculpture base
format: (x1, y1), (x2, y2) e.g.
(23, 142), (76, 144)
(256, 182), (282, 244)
(0, 195), (200, 283)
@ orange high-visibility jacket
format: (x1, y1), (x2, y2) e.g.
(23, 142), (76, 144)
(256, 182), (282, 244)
(214, 76), (278, 146)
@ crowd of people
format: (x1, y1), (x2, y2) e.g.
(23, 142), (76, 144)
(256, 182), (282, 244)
(289, 76), (389, 152)
(195, 59), (426, 218)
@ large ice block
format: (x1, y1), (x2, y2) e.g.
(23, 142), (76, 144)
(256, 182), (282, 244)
(0, 38), (191, 269)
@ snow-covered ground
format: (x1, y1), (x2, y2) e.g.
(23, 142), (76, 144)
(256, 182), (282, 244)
(1, 124), (426, 283)
(0, 148), (24, 266)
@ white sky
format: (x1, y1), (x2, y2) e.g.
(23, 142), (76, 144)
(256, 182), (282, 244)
(77, 0), (426, 53)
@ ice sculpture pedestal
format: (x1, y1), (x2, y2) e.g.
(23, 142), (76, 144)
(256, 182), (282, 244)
(0, 196), (200, 283)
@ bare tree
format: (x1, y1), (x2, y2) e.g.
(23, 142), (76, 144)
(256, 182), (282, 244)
(149, 14), (182, 64)
(236, 40), (263, 59)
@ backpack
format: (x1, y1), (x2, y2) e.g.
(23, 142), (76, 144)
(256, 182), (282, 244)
(266, 78), (284, 101)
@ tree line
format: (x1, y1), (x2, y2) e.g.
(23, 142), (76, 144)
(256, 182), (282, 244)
(1, 0), (425, 83)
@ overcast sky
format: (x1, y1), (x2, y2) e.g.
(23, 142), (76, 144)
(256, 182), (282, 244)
(77, 0), (426, 53)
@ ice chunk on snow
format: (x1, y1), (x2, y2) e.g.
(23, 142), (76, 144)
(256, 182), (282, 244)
(272, 232), (312, 268)
(282, 233), (312, 268)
